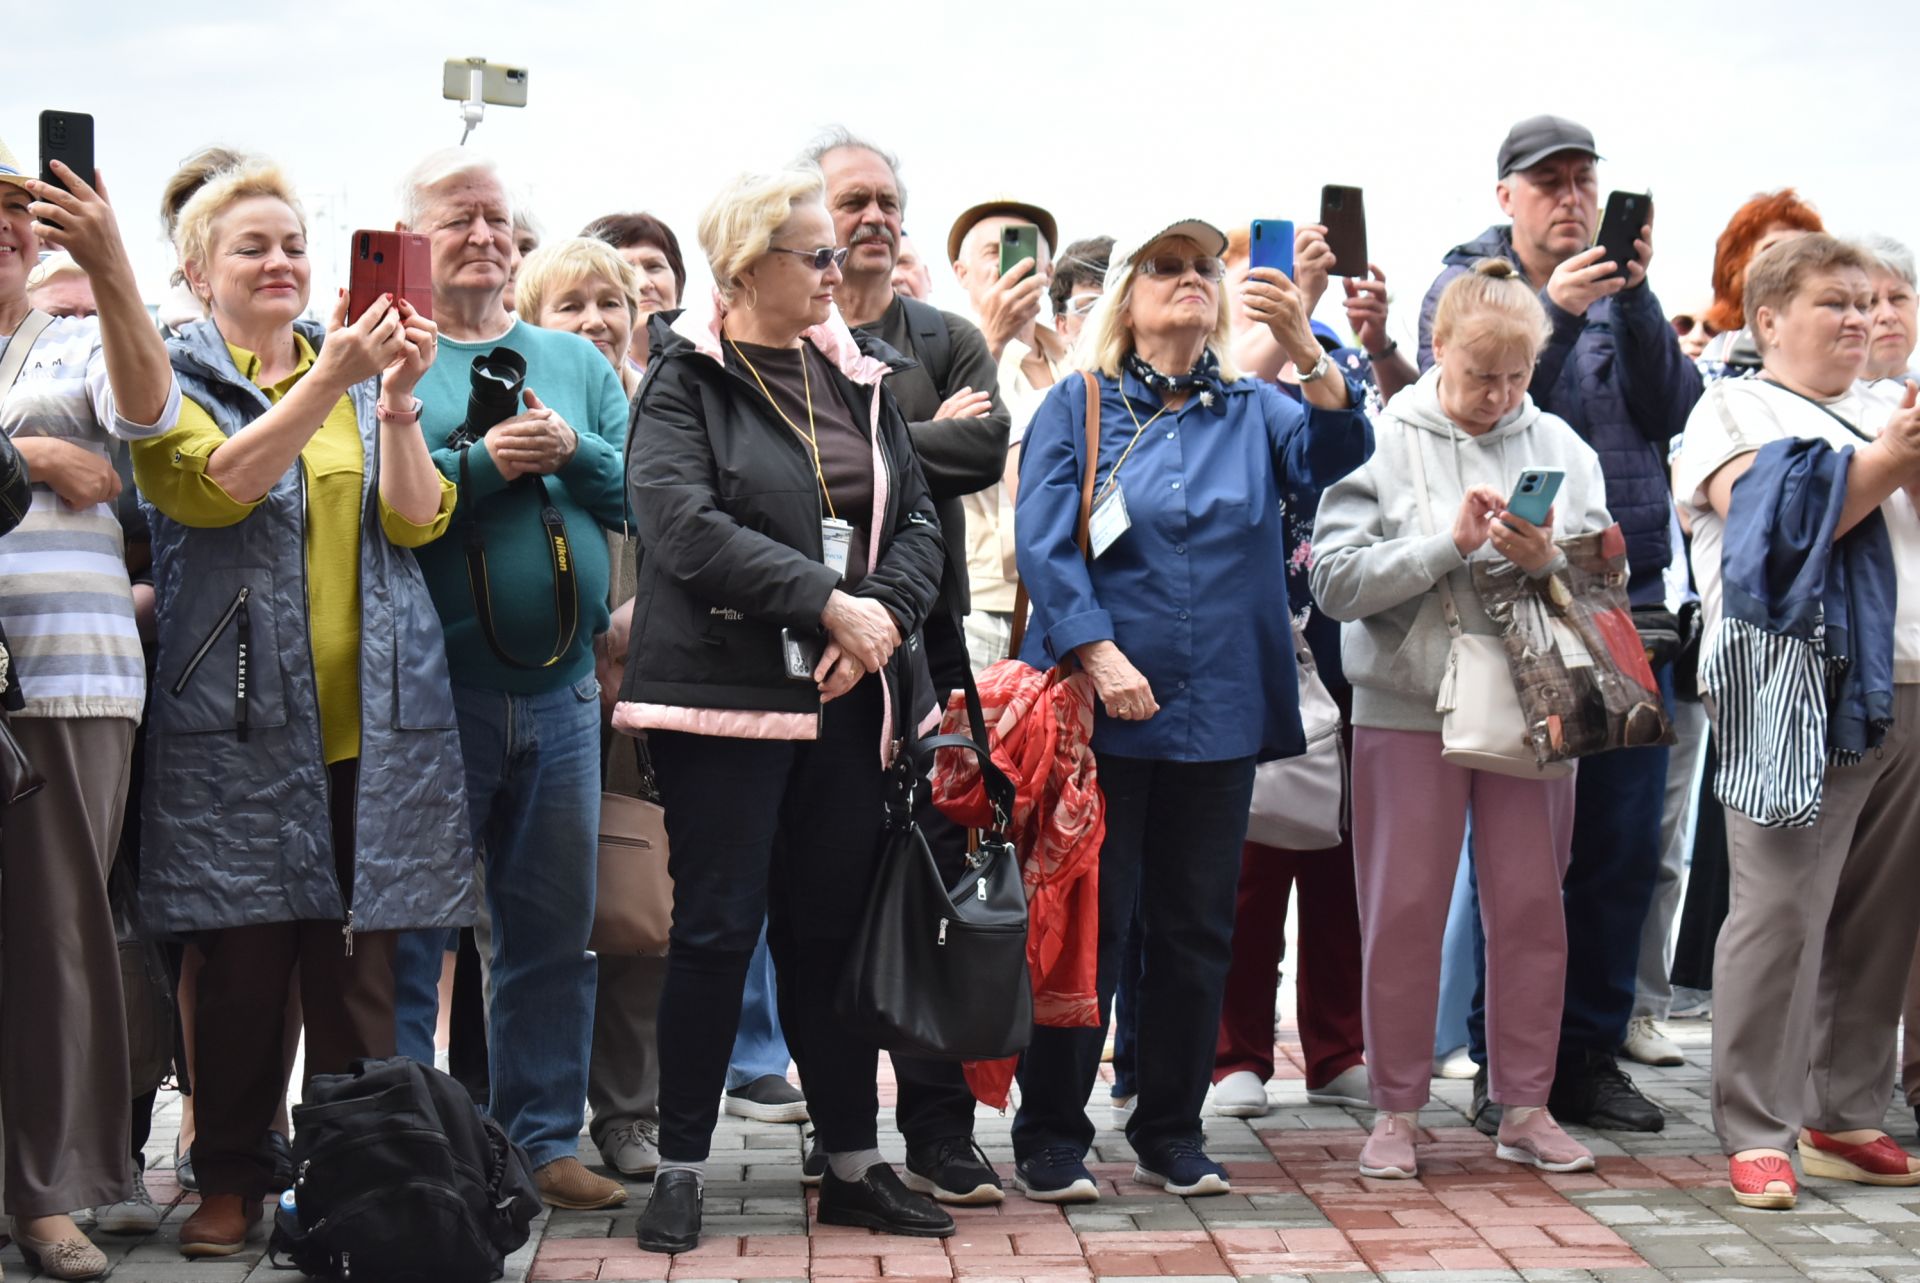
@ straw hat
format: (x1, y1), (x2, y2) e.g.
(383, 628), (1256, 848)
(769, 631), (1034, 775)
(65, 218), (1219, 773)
(0, 135), (31, 188)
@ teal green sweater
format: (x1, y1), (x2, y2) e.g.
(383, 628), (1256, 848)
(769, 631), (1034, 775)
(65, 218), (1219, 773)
(416, 321), (629, 693)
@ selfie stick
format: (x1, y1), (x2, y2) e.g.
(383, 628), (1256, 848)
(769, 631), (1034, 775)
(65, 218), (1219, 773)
(458, 66), (486, 145)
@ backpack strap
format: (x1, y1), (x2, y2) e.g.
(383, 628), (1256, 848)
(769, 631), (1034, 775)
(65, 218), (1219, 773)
(898, 296), (953, 391)
(1008, 370), (1101, 658)
(0, 310), (55, 394)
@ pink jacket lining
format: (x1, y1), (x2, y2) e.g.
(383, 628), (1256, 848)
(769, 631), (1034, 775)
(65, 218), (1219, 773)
(615, 291), (928, 764)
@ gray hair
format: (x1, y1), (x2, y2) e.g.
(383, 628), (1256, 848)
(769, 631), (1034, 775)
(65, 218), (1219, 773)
(398, 148), (512, 228)
(1860, 233), (1917, 287)
(800, 126), (907, 212)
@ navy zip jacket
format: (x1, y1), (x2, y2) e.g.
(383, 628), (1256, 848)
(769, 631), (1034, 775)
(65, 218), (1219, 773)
(1419, 225), (1703, 603)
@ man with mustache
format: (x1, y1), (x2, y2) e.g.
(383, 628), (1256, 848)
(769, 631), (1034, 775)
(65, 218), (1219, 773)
(802, 127), (1013, 1207)
(1417, 115), (1703, 1139)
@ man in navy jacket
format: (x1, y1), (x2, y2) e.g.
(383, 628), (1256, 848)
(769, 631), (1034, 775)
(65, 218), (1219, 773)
(1418, 115), (1703, 1134)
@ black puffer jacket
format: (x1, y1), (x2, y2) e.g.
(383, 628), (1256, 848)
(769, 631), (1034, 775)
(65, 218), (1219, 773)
(615, 302), (945, 734)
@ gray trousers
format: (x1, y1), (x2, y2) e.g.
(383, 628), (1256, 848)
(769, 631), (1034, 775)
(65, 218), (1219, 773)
(587, 952), (667, 1151)
(1633, 700), (1711, 1020)
(1712, 684), (1920, 1154)
(1, 717), (135, 1216)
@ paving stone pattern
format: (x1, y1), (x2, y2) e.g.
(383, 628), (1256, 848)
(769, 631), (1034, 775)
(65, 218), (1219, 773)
(16, 1021), (1920, 1281)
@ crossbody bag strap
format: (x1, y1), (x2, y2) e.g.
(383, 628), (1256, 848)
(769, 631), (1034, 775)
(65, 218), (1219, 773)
(1008, 369), (1101, 658)
(1402, 423), (1465, 640)
(0, 310), (53, 395)
(458, 446), (581, 671)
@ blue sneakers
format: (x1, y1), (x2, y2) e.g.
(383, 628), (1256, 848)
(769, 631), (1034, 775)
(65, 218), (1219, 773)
(1133, 1140), (1231, 1196)
(1013, 1146), (1100, 1203)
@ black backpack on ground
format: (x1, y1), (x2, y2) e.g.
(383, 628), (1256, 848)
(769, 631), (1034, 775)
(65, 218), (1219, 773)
(269, 1056), (542, 1283)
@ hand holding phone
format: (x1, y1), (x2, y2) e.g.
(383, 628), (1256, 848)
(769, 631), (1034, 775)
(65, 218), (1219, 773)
(1594, 191), (1651, 281)
(1249, 219), (1294, 280)
(1319, 185), (1368, 277)
(1504, 467), (1565, 529)
(348, 230), (434, 324)
(998, 224), (1039, 278)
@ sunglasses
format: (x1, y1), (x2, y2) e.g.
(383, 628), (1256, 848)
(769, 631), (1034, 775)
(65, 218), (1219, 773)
(768, 245), (851, 271)
(1137, 254), (1225, 282)
(1064, 293), (1103, 317)
(1670, 313), (1716, 338)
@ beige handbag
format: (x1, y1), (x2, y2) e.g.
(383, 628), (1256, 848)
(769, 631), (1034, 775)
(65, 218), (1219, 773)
(590, 740), (673, 955)
(1406, 427), (1573, 780)
(1246, 611), (1346, 850)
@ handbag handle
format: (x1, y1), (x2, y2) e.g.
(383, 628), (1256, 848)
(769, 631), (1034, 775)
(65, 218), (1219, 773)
(890, 602), (1018, 837)
(1403, 424), (1467, 642)
(1008, 369), (1102, 659)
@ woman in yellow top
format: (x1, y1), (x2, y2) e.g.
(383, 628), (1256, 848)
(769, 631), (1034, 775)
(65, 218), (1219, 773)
(129, 162), (475, 1259)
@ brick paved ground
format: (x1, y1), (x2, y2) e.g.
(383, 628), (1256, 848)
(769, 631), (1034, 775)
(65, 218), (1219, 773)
(17, 1018), (1920, 1281)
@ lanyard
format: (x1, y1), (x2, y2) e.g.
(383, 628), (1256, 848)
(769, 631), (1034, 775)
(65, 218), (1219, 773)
(1096, 392), (1170, 501)
(729, 338), (838, 518)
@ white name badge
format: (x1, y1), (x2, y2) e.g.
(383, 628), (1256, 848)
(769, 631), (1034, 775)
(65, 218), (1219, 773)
(821, 517), (854, 580)
(1089, 485), (1132, 559)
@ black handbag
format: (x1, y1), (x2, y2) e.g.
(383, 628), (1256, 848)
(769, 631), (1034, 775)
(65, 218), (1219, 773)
(0, 629), (42, 807)
(836, 649), (1032, 1061)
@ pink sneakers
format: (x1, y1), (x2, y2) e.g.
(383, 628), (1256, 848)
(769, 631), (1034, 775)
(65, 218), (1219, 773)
(1358, 1113), (1419, 1179)
(1496, 1108), (1595, 1173)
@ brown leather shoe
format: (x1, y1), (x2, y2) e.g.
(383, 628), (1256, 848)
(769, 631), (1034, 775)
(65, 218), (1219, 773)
(178, 1194), (262, 1258)
(534, 1156), (628, 1210)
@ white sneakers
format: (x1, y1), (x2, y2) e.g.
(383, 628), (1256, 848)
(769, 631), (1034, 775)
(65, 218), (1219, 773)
(1210, 1071), (1270, 1117)
(1109, 1094), (1137, 1129)
(1305, 1063), (1372, 1108)
(1432, 1045), (1480, 1079)
(600, 1118), (661, 1177)
(1620, 1016), (1685, 1067)
(89, 1170), (162, 1235)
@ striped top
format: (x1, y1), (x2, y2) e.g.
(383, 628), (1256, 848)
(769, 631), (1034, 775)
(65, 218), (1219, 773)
(0, 315), (181, 720)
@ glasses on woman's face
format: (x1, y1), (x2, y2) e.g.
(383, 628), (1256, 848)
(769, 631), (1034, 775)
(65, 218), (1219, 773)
(1137, 254), (1225, 282)
(768, 245), (851, 271)
(1065, 292), (1102, 317)
(1670, 313), (1715, 338)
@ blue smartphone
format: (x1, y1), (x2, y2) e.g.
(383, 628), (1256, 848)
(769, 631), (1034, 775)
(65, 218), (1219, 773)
(1506, 467), (1565, 528)
(1249, 219), (1294, 280)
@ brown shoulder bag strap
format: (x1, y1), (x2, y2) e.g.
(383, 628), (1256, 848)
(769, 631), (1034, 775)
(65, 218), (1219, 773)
(1008, 369), (1100, 658)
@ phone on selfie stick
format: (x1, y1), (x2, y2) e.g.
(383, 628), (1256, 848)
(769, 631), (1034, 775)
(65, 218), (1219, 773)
(1319, 185), (1368, 276)
(36, 110), (94, 225)
(1249, 219), (1294, 280)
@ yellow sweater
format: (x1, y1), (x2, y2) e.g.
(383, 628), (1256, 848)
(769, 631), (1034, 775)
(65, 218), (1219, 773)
(134, 337), (456, 763)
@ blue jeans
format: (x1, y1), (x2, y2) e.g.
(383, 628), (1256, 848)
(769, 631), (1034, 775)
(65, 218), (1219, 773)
(1432, 824), (1477, 1058)
(725, 924), (791, 1090)
(393, 676), (602, 1167)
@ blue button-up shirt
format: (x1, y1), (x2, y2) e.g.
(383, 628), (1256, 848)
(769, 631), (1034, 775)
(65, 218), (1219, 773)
(1015, 366), (1371, 762)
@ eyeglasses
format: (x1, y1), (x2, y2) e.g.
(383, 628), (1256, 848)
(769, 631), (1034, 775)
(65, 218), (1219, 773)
(1064, 294), (1103, 317)
(1136, 255), (1225, 282)
(768, 245), (850, 271)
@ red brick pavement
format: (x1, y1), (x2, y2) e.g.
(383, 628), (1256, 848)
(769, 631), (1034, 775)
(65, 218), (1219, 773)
(530, 1118), (1673, 1280)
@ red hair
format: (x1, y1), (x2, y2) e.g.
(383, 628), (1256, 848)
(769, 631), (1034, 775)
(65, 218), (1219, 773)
(1706, 189), (1823, 335)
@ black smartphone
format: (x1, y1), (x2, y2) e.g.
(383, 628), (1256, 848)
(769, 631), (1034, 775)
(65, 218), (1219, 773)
(1319, 185), (1368, 277)
(779, 627), (824, 683)
(37, 110), (94, 199)
(1594, 191), (1650, 279)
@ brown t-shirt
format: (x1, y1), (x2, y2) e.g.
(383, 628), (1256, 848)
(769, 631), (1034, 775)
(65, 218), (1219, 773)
(726, 339), (875, 584)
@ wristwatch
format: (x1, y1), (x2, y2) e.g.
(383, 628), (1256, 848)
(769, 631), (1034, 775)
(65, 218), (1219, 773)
(1296, 350), (1333, 384)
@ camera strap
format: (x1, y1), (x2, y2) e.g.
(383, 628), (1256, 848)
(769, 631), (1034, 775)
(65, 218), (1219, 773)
(458, 446), (581, 670)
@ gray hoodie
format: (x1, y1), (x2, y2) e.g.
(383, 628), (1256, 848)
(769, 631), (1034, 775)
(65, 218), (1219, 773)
(1310, 366), (1613, 732)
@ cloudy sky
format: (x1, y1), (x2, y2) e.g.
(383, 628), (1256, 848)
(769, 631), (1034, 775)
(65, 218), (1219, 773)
(12, 0), (1920, 349)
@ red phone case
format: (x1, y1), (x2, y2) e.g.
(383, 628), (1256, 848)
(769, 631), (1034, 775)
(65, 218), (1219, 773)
(347, 231), (433, 323)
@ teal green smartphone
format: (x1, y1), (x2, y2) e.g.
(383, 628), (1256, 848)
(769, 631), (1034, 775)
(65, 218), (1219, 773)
(1505, 467), (1565, 528)
(998, 224), (1038, 277)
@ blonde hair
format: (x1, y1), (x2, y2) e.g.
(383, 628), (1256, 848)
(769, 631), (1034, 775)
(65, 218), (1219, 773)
(1075, 236), (1243, 382)
(1431, 258), (1550, 358)
(513, 237), (639, 324)
(1745, 233), (1874, 350)
(173, 162), (307, 289)
(697, 166), (826, 304)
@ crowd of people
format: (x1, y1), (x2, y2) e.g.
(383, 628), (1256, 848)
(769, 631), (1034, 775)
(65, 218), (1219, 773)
(0, 106), (1915, 1276)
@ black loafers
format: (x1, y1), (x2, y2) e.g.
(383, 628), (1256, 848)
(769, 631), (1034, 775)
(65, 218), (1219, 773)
(817, 1163), (955, 1237)
(636, 1168), (703, 1254)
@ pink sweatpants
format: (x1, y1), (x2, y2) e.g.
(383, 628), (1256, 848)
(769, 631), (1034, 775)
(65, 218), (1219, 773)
(1351, 727), (1577, 1112)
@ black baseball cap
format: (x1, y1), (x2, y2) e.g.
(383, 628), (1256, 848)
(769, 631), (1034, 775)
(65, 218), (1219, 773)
(1497, 115), (1601, 179)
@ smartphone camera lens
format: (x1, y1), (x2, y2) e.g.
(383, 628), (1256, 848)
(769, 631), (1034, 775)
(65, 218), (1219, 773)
(1327, 192), (1343, 210)
(372, 251), (385, 265)
(358, 235), (369, 260)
